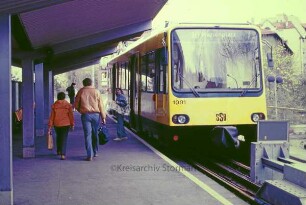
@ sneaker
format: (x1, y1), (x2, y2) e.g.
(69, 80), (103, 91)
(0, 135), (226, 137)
(113, 137), (122, 141)
(60, 155), (66, 160)
(121, 137), (128, 140)
(94, 154), (98, 157)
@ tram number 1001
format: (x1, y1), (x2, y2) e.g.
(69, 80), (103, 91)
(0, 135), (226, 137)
(216, 113), (227, 122)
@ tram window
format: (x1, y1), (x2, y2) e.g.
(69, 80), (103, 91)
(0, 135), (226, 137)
(119, 64), (123, 89)
(120, 63), (127, 89)
(147, 64), (155, 92)
(159, 65), (164, 92)
(126, 63), (130, 97)
(147, 52), (156, 92)
(157, 47), (168, 94)
(115, 63), (119, 88)
(172, 43), (183, 89)
(122, 68), (126, 89)
(124, 62), (129, 89)
(141, 56), (147, 91)
(165, 71), (168, 93)
(125, 63), (129, 90)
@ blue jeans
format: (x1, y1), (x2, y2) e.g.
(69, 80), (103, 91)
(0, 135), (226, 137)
(54, 126), (70, 155)
(116, 113), (126, 138)
(81, 113), (100, 158)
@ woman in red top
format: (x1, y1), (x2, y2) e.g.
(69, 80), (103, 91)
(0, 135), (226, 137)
(48, 92), (74, 160)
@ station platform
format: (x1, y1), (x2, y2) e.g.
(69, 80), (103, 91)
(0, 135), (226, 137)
(12, 112), (249, 205)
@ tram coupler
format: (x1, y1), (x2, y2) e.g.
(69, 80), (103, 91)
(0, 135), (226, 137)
(251, 120), (306, 205)
(210, 126), (240, 149)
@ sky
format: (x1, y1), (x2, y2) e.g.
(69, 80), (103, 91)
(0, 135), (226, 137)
(153, 0), (306, 28)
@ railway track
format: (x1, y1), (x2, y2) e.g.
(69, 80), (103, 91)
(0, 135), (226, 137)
(154, 144), (262, 204)
(134, 129), (264, 204)
(189, 157), (261, 204)
(156, 145), (263, 204)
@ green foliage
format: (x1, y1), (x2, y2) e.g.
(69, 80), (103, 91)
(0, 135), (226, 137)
(54, 65), (99, 92)
(11, 66), (22, 81)
(54, 72), (69, 92)
(263, 43), (306, 123)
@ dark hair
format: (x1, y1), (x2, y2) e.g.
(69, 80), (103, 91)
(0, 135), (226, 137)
(57, 92), (66, 100)
(71, 83), (76, 86)
(116, 88), (123, 94)
(83, 78), (92, 86)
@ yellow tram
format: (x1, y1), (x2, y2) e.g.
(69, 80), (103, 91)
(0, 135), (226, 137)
(106, 23), (268, 161)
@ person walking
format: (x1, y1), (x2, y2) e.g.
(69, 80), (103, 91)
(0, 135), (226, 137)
(113, 88), (128, 141)
(66, 83), (76, 107)
(48, 92), (74, 160)
(74, 78), (106, 161)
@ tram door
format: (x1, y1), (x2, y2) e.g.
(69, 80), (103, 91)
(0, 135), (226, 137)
(154, 49), (167, 120)
(129, 54), (141, 130)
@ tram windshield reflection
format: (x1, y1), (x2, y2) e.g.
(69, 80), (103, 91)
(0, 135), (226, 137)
(171, 28), (262, 94)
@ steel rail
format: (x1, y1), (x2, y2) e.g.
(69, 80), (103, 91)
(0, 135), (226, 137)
(189, 159), (261, 205)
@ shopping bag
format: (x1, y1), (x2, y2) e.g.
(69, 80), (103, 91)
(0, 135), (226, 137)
(98, 125), (109, 145)
(47, 132), (54, 150)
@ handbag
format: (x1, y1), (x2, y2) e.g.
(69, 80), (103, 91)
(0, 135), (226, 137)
(114, 101), (130, 116)
(98, 125), (109, 145)
(47, 131), (54, 150)
(122, 104), (131, 116)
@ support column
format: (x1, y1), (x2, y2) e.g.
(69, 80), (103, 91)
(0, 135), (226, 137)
(49, 71), (54, 112)
(12, 81), (19, 113)
(44, 69), (53, 131)
(35, 63), (44, 136)
(44, 69), (50, 127)
(18, 82), (23, 107)
(22, 59), (35, 158)
(0, 14), (13, 205)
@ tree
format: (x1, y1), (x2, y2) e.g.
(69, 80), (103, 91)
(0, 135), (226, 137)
(54, 64), (100, 93)
(54, 72), (69, 93)
(264, 43), (306, 123)
(11, 66), (22, 81)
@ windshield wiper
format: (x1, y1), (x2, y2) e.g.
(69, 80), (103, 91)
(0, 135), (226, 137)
(227, 74), (238, 89)
(240, 74), (260, 97)
(178, 72), (200, 97)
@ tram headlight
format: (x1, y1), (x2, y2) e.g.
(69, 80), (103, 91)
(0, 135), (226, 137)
(172, 114), (190, 124)
(251, 113), (265, 122)
(178, 115), (187, 124)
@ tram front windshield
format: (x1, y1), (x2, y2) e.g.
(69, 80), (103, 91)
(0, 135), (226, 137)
(171, 28), (262, 94)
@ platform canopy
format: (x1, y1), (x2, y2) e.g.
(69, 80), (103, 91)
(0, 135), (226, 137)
(0, 0), (167, 74)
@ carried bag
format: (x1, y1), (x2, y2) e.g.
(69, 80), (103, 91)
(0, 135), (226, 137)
(112, 100), (130, 116)
(47, 132), (54, 150)
(98, 125), (109, 145)
(122, 104), (131, 116)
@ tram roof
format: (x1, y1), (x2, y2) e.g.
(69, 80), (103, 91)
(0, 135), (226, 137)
(1, 0), (167, 74)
